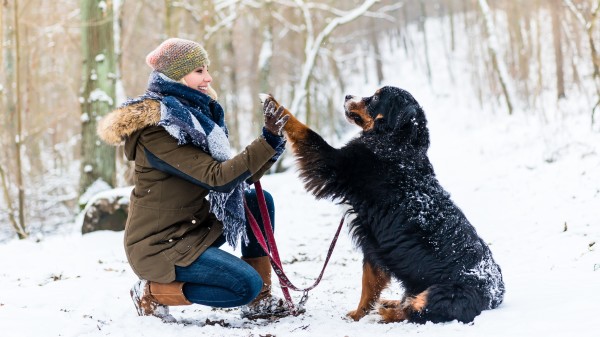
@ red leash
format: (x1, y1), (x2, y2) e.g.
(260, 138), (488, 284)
(243, 180), (345, 315)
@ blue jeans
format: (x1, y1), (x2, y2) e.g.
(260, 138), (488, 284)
(174, 189), (275, 307)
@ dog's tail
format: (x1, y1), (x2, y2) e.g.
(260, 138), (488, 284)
(408, 284), (487, 324)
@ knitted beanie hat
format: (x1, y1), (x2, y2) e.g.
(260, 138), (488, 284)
(145, 38), (210, 81)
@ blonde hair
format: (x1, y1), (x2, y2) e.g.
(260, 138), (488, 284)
(180, 78), (218, 100)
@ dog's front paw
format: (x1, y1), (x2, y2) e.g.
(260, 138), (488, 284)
(347, 308), (367, 321)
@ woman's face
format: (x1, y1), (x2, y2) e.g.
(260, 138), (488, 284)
(182, 66), (212, 95)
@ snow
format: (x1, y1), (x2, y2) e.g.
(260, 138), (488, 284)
(1, 90), (598, 335)
(2, 8), (600, 337)
(78, 178), (115, 206)
(88, 88), (114, 106)
(83, 164), (94, 174)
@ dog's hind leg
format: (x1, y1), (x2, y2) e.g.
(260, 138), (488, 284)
(378, 299), (401, 308)
(347, 261), (390, 321)
(378, 290), (429, 323)
(379, 284), (486, 324)
(406, 284), (485, 324)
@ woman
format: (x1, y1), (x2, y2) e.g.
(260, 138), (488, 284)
(97, 38), (291, 322)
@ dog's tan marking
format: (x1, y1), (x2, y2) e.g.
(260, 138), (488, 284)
(377, 290), (429, 323)
(378, 305), (409, 323)
(378, 299), (400, 308)
(347, 261), (390, 321)
(346, 101), (374, 131)
(411, 290), (429, 312)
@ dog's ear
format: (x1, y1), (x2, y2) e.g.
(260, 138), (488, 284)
(405, 105), (429, 151)
(392, 102), (430, 151)
(373, 97), (401, 132)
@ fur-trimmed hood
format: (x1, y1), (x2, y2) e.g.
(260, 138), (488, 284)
(97, 99), (161, 159)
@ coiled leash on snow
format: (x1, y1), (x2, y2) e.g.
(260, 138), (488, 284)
(243, 180), (345, 316)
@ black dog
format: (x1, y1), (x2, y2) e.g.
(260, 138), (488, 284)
(263, 86), (504, 323)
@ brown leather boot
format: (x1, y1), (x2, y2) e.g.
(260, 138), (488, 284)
(130, 280), (191, 322)
(241, 256), (299, 319)
(243, 256), (272, 301)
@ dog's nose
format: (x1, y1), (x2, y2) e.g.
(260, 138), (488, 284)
(345, 95), (353, 101)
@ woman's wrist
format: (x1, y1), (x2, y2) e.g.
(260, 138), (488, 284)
(261, 127), (286, 161)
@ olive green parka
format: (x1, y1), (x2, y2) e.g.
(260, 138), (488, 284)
(97, 99), (278, 283)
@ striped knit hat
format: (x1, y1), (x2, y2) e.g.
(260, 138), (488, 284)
(145, 38), (210, 81)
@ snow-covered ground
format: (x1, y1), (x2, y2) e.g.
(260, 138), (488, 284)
(2, 14), (600, 337)
(1, 84), (599, 336)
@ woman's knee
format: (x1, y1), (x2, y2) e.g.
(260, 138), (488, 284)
(245, 189), (275, 211)
(239, 268), (263, 305)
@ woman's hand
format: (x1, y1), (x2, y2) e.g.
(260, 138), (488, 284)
(263, 101), (290, 136)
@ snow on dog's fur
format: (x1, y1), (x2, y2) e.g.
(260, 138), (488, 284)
(263, 86), (504, 323)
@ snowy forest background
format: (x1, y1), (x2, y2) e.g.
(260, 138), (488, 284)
(0, 0), (599, 242)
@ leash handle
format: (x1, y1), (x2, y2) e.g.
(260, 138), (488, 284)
(244, 180), (345, 313)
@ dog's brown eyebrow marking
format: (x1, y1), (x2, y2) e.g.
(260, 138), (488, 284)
(375, 88), (382, 95)
(375, 114), (384, 120)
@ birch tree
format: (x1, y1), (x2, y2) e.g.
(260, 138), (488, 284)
(0, 1), (29, 239)
(551, 0), (566, 99)
(80, 0), (117, 197)
(1, 0), (28, 239)
(477, 0), (515, 115)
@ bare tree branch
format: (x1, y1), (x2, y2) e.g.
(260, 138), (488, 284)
(291, 0), (380, 117)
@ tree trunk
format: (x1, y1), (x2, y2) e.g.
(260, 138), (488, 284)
(80, 0), (117, 196)
(419, 0), (432, 84)
(0, 164), (26, 238)
(508, 0), (529, 98)
(370, 19), (384, 84)
(588, 4), (600, 125)
(534, 0), (544, 112)
(449, 0), (456, 52)
(478, 0), (515, 115)
(13, 0), (26, 238)
(225, 31), (240, 150)
(258, 7), (274, 134)
(563, 0), (600, 123)
(165, 0), (174, 37)
(551, 0), (566, 99)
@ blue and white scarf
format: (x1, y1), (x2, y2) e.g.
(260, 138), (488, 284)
(123, 71), (247, 247)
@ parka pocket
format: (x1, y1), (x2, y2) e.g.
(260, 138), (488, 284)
(173, 235), (193, 254)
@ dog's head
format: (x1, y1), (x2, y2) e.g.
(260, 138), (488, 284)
(344, 86), (429, 150)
